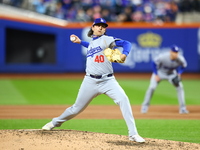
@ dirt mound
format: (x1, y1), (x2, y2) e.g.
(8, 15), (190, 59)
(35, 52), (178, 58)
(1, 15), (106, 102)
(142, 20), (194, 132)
(0, 130), (199, 150)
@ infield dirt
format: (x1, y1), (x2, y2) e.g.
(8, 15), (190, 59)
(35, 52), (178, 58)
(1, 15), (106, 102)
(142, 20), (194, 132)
(1, 129), (200, 150)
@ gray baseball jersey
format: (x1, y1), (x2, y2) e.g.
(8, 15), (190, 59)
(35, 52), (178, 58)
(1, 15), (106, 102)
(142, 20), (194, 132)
(154, 52), (187, 75)
(86, 35), (118, 75)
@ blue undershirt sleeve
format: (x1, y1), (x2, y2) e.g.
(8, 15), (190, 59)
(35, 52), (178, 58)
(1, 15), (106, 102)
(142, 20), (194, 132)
(152, 61), (158, 75)
(115, 40), (131, 56)
(80, 41), (89, 48)
(177, 66), (186, 74)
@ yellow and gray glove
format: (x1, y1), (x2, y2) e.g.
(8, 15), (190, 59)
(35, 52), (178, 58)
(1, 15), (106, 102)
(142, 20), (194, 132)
(103, 48), (124, 63)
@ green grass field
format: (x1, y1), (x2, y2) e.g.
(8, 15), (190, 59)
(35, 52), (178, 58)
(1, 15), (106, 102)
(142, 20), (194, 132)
(0, 79), (200, 143)
(0, 79), (199, 105)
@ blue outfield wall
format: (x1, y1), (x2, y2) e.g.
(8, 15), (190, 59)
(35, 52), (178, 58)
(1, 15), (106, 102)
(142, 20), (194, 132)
(0, 18), (200, 73)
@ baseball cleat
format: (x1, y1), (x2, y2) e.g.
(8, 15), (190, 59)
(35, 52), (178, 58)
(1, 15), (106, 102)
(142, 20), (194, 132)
(42, 121), (54, 130)
(141, 105), (149, 113)
(129, 134), (145, 143)
(179, 109), (189, 114)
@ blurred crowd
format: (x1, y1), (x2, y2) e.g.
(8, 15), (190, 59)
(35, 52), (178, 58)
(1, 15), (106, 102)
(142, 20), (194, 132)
(1, 0), (200, 23)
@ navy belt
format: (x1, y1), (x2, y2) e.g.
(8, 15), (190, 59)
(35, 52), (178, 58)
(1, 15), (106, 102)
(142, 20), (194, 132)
(90, 73), (113, 79)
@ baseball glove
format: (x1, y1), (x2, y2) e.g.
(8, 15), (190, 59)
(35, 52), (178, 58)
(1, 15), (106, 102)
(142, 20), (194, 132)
(172, 75), (181, 86)
(103, 48), (124, 63)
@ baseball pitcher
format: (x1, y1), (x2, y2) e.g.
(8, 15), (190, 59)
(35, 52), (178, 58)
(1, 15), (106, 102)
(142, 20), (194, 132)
(42, 18), (145, 143)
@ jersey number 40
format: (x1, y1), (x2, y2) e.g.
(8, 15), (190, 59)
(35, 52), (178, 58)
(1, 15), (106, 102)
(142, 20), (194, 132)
(95, 55), (104, 63)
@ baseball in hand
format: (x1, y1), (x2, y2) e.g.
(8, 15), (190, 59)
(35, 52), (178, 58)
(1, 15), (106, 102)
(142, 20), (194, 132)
(70, 36), (76, 41)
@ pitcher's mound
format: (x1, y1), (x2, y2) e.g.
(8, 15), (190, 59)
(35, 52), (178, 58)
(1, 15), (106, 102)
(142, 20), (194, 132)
(0, 129), (199, 150)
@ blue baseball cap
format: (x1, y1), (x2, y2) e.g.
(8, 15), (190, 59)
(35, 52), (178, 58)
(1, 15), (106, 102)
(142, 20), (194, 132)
(171, 45), (179, 52)
(93, 18), (108, 27)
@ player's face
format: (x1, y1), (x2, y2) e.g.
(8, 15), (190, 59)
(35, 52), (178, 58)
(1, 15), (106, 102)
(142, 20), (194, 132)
(170, 51), (178, 60)
(92, 24), (106, 36)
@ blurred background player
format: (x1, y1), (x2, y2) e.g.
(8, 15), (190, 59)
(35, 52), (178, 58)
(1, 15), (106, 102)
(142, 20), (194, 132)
(141, 45), (189, 114)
